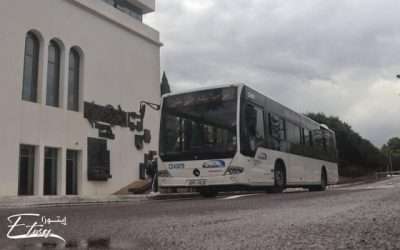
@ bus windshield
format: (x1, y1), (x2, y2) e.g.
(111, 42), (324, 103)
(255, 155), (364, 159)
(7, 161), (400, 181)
(160, 87), (238, 161)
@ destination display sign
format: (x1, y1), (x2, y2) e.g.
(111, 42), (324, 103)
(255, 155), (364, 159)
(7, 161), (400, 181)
(166, 87), (237, 108)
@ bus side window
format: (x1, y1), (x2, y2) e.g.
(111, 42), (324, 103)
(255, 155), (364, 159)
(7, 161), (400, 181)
(255, 107), (265, 142)
(245, 104), (257, 138)
(322, 132), (328, 152)
(286, 121), (301, 145)
(302, 128), (311, 146)
(269, 113), (280, 140)
(245, 104), (265, 150)
(281, 119), (287, 141)
(328, 132), (337, 161)
(268, 113), (285, 150)
(312, 129), (324, 150)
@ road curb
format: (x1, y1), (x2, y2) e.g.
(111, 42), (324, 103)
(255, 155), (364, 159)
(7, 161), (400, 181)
(333, 177), (388, 189)
(147, 193), (200, 200)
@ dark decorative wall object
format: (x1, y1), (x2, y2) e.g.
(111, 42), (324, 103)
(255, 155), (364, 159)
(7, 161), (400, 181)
(87, 137), (112, 181)
(84, 101), (160, 182)
(84, 101), (154, 141)
(95, 123), (115, 140)
(143, 129), (151, 143)
(135, 134), (144, 150)
(134, 129), (152, 150)
(85, 103), (127, 127)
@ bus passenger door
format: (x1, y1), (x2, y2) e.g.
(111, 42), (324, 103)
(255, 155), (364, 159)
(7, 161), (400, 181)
(245, 104), (270, 184)
(250, 148), (273, 184)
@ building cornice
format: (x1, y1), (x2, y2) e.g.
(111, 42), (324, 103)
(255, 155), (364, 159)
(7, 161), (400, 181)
(67, 0), (162, 47)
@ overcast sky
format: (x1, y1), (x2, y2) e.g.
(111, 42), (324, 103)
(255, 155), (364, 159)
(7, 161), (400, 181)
(145, 0), (400, 147)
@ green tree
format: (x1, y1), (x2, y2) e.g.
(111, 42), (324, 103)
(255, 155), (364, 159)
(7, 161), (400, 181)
(382, 137), (400, 171)
(386, 137), (400, 151)
(160, 71), (171, 96)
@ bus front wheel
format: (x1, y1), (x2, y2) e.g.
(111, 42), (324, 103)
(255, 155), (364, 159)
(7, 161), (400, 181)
(199, 189), (218, 198)
(267, 164), (286, 193)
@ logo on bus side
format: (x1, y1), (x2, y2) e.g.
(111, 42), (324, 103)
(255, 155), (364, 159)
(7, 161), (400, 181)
(168, 163), (185, 170)
(202, 160), (225, 169)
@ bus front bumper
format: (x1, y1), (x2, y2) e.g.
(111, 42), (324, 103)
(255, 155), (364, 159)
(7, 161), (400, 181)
(158, 174), (247, 188)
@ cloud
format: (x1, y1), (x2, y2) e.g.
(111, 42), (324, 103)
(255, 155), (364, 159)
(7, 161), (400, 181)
(145, 0), (400, 146)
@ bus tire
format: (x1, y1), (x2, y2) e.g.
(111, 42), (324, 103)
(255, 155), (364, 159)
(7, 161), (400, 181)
(200, 189), (218, 198)
(267, 162), (286, 193)
(309, 169), (327, 192)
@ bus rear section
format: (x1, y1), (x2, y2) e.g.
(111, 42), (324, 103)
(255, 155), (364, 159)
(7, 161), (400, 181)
(238, 86), (339, 191)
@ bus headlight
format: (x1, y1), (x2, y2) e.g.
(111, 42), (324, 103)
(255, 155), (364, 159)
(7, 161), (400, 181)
(224, 166), (244, 176)
(158, 170), (171, 177)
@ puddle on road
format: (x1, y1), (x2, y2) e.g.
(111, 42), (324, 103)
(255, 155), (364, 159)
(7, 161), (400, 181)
(86, 237), (111, 249)
(17, 237), (111, 249)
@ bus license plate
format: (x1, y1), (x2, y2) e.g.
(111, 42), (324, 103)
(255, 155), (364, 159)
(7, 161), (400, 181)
(187, 179), (207, 186)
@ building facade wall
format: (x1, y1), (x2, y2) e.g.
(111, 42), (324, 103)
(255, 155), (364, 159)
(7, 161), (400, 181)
(0, 0), (161, 196)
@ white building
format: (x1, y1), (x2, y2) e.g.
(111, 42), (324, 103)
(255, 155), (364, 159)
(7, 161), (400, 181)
(0, 0), (161, 197)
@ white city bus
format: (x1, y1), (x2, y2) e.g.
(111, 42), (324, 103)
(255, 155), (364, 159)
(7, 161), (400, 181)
(158, 84), (339, 197)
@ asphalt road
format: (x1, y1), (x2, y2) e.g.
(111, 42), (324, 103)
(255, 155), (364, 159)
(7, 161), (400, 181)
(1, 177), (400, 250)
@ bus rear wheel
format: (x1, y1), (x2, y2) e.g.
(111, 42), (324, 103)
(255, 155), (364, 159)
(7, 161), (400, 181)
(309, 169), (327, 192)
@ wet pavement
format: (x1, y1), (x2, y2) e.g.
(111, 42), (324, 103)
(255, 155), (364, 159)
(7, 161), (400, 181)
(1, 177), (400, 249)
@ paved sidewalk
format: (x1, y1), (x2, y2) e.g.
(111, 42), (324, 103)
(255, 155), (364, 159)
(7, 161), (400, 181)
(0, 194), (149, 209)
(331, 176), (389, 188)
(0, 192), (203, 209)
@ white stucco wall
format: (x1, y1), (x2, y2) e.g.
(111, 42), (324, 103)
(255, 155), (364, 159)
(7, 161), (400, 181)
(0, 0), (161, 196)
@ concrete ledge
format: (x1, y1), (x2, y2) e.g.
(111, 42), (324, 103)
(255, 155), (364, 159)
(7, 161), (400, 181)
(127, 0), (156, 13)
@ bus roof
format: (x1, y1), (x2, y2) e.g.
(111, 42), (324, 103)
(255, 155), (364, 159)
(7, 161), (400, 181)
(161, 83), (244, 98)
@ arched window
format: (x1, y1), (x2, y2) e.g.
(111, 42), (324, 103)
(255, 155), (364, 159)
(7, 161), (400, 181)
(22, 32), (40, 102)
(68, 48), (80, 111)
(46, 40), (61, 107)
